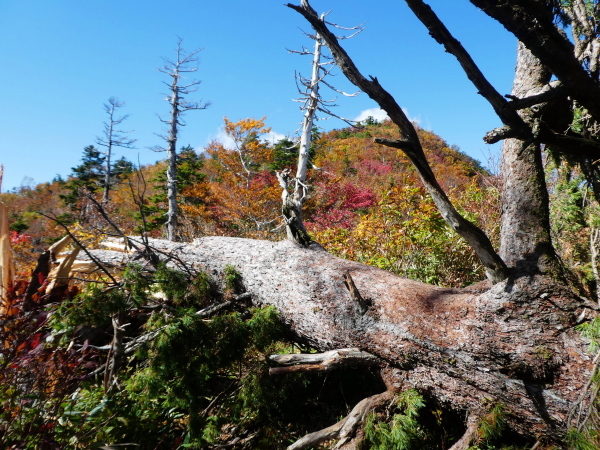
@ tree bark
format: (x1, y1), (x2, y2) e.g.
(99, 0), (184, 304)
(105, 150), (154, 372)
(87, 236), (597, 444)
(166, 76), (180, 242)
(499, 42), (561, 276)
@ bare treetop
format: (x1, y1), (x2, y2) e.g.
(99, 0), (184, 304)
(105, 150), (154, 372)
(155, 38), (209, 241)
(95, 97), (136, 202)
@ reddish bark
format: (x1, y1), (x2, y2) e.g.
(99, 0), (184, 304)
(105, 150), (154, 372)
(89, 236), (597, 444)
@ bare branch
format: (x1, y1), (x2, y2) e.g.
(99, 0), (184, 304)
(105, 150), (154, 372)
(469, 0), (600, 122)
(288, 390), (394, 450)
(156, 38), (209, 241)
(288, 0), (508, 282)
(403, 0), (530, 138)
(269, 348), (379, 375)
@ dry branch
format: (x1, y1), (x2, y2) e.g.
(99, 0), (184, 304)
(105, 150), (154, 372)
(287, 1), (508, 282)
(288, 390), (394, 450)
(269, 348), (379, 375)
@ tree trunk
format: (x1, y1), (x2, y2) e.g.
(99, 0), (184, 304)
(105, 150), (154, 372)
(166, 79), (180, 242)
(88, 236), (597, 444)
(279, 23), (323, 246)
(499, 42), (561, 276)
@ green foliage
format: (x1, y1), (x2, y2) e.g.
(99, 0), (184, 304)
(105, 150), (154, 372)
(314, 181), (493, 287)
(59, 145), (134, 210)
(140, 145), (207, 233)
(569, 317), (600, 450)
(577, 317), (600, 355)
(8, 214), (31, 233)
(363, 389), (427, 450)
(223, 263), (242, 293)
(269, 137), (299, 171)
(547, 158), (600, 297)
(111, 156), (135, 181)
(50, 283), (128, 335)
(566, 428), (600, 450)
(12, 259), (376, 448)
(60, 145), (106, 207)
(477, 403), (507, 443)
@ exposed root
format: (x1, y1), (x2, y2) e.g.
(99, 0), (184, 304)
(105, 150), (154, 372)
(449, 413), (480, 450)
(288, 390), (394, 450)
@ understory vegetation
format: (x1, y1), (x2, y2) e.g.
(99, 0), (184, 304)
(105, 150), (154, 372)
(1, 118), (599, 448)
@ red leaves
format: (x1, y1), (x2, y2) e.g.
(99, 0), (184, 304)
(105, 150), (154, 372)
(307, 179), (376, 231)
(10, 230), (32, 245)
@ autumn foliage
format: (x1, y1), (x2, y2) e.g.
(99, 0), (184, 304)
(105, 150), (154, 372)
(1, 117), (499, 287)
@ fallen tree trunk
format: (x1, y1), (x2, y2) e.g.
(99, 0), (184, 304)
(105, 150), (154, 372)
(87, 236), (597, 444)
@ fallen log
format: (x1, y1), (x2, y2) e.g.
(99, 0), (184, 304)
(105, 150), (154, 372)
(84, 236), (597, 444)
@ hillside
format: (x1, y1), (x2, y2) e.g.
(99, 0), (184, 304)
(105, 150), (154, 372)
(1, 115), (599, 449)
(1, 118), (497, 287)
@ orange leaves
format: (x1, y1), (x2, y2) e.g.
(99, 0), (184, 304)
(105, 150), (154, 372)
(206, 117), (274, 186)
(183, 117), (283, 238)
(223, 116), (272, 137)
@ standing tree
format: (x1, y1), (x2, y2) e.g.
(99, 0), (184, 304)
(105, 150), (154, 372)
(61, 145), (106, 214)
(277, 13), (360, 246)
(155, 38), (209, 241)
(95, 97), (136, 202)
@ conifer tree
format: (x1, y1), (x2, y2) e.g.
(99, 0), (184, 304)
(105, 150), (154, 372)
(61, 145), (106, 209)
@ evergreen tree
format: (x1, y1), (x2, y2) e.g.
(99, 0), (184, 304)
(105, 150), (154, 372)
(270, 137), (299, 172)
(111, 157), (135, 182)
(60, 145), (106, 208)
(140, 145), (206, 233)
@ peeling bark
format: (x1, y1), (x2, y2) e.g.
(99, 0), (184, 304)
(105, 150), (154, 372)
(85, 236), (597, 444)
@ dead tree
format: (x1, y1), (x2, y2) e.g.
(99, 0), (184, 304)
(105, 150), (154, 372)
(95, 97), (136, 202)
(81, 0), (600, 447)
(289, 1), (509, 283)
(155, 38), (209, 242)
(277, 13), (360, 246)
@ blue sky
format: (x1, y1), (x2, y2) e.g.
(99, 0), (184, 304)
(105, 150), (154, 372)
(0, 1), (516, 192)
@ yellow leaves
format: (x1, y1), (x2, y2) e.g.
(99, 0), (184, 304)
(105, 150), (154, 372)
(223, 116), (271, 136)
(206, 117), (274, 184)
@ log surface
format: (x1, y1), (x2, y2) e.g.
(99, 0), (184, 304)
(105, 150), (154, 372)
(88, 236), (595, 441)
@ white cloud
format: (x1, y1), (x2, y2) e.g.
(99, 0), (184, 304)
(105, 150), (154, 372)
(353, 107), (425, 126)
(353, 107), (389, 123)
(209, 128), (236, 150)
(263, 131), (287, 146)
(403, 108), (421, 125)
(206, 128), (288, 150)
